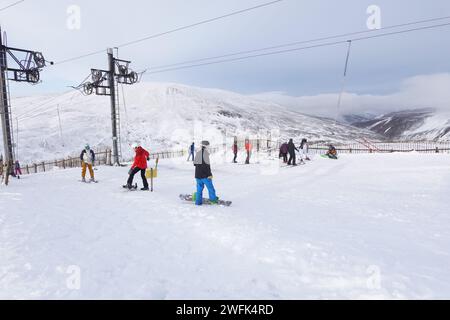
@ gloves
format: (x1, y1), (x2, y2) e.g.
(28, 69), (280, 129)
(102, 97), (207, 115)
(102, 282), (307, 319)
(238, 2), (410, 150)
(147, 157), (150, 161)
(208, 176), (213, 180)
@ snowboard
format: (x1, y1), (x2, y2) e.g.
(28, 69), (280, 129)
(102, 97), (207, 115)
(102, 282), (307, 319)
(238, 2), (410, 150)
(321, 154), (338, 160)
(179, 194), (232, 207)
(122, 183), (138, 191)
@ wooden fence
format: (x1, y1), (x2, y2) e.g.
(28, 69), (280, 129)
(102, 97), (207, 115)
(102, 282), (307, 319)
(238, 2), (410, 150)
(4, 140), (450, 179)
(10, 147), (216, 177)
(15, 149), (113, 175)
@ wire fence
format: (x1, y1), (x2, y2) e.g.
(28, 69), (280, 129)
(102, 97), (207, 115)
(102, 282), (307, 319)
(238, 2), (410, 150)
(307, 141), (450, 154)
(220, 139), (450, 157)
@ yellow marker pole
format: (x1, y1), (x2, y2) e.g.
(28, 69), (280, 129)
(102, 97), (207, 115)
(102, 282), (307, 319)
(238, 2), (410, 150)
(151, 168), (154, 192)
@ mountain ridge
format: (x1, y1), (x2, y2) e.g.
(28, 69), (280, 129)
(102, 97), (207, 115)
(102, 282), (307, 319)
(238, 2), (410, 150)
(3, 82), (382, 163)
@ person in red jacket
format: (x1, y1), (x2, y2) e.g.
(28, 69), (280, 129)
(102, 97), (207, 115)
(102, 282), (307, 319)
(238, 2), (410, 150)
(245, 139), (252, 164)
(125, 143), (150, 190)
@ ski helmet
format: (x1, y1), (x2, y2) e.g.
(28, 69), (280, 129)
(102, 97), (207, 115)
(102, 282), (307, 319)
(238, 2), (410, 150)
(85, 144), (90, 150)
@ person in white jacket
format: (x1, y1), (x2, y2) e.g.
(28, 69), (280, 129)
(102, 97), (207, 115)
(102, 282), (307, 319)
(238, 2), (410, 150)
(299, 138), (311, 162)
(80, 144), (96, 182)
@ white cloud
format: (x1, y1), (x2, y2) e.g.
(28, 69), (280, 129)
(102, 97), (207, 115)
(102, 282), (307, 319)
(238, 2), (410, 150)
(252, 73), (450, 118)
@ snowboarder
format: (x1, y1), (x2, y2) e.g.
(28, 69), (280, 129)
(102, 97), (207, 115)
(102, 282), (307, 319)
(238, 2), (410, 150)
(279, 142), (288, 163)
(187, 142), (195, 162)
(80, 144), (96, 182)
(232, 138), (238, 163)
(125, 143), (150, 191)
(245, 139), (252, 164)
(194, 140), (219, 206)
(287, 139), (299, 166)
(14, 160), (22, 179)
(300, 138), (311, 161)
(326, 144), (338, 159)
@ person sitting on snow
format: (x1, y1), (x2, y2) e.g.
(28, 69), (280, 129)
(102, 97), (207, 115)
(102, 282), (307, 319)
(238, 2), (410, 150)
(326, 144), (338, 159)
(80, 144), (96, 182)
(194, 141), (219, 205)
(125, 143), (150, 191)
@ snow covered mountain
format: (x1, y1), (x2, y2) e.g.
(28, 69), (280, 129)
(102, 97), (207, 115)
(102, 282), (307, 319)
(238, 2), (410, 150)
(5, 82), (381, 163)
(350, 108), (450, 141)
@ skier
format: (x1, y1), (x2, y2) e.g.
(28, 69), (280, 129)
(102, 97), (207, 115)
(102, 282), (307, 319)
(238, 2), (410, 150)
(279, 142), (288, 163)
(80, 144), (96, 182)
(194, 140), (219, 206)
(300, 138), (311, 161)
(245, 139), (252, 164)
(232, 138), (238, 163)
(125, 143), (150, 190)
(14, 160), (22, 179)
(187, 142), (195, 161)
(287, 139), (299, 166)
(326, 144), (338, 159)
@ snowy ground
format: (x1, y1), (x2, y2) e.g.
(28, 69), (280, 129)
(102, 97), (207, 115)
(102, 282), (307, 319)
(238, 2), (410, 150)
(1, 153), (450, 299)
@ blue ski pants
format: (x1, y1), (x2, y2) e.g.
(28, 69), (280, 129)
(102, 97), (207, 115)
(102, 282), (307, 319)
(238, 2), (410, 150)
(196, 178), (218, 205)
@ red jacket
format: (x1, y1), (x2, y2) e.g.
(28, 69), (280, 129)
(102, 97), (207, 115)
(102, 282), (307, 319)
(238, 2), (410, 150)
(132, 147), (149, 169)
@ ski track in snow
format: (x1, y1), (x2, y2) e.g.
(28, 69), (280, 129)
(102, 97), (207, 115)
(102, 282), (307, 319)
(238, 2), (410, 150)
(1, 153), (450, 299)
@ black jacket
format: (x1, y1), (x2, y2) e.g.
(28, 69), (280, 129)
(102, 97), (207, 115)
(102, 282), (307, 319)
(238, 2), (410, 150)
(194, 148), (212, 179)
(287, 141), (298, 154)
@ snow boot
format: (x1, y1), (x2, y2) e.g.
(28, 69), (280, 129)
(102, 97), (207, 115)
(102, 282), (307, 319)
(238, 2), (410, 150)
(210, 197), (220, 205)
(141, 187), (149, 191)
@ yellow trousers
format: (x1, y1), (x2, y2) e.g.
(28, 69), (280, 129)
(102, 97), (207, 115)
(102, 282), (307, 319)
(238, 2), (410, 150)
(82, 162), (94, 179)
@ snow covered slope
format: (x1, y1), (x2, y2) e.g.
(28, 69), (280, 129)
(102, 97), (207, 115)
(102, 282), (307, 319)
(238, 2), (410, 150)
(351, 109), (450, 141)
(6, 82), (381, 163)
(1, 153), (450, 299)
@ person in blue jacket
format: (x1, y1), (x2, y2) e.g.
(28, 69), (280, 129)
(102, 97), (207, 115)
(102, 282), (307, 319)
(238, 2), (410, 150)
(187, 142), (195, 161)
(193, 141), (219, 205)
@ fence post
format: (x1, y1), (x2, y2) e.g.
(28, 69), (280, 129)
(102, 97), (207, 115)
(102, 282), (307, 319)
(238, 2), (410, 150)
(436, 147), (439, 153)
(26, 164), (29, 174)
(42, 162), (46, 172)
(151, 168), (154, 192)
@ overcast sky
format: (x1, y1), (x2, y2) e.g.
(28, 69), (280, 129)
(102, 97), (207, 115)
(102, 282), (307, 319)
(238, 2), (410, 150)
(1, 0), (450, 99)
